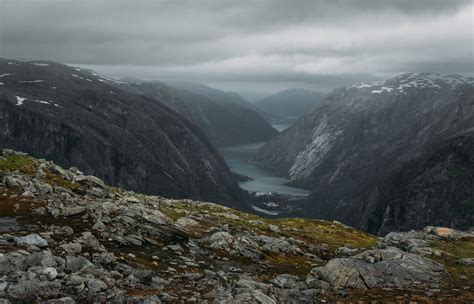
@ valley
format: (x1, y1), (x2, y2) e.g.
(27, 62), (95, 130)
(1, 1), (473, 302)
(219, 124), (310, 197)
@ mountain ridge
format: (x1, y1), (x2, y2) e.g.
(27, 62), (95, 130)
(256, 72), (474, 234)
(255, 88), (326, 120)
(0, 58), (247, 206)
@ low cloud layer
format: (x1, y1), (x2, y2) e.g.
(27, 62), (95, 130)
(0, 0), (472, 99)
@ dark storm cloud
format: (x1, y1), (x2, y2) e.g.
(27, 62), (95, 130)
(0, 0), (472, 95)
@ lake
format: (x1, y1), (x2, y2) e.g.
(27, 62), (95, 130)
(219, 138), (311, 196)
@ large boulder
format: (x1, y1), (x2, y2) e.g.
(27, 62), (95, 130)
(312, 247), (447, 290)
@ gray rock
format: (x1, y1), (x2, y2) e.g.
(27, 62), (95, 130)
(59, 243), (82, 254)
(15, 234), (48, 247)
(62, 206), (86, 217)
(66, 256), (93, 273)
(315, 247), (447, 289)
(176, 217), (199, 228)
(423, 226), (474, 240)
(25, 252), (57, 268)
(94, 252), (116, 266)
(456, 258), (474, 266)
(225, 289), (276, 304)
(207, 232), (234, 250)
(81, 232), (100, 250)
(268, 225), (281, 234)
(306, 277), (330, 290)
(40, 267), (58, 280)
(337, 246), (358, 256)
(255, 235), (302, 255)
(43, 297), (76, 304)
(272, 274), (301, 289)
(85, 278), (107, 293)
(75, 175), (106, 189)
(6, 279), (62, 302)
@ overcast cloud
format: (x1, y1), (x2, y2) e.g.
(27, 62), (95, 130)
(0, 0), (472, 99)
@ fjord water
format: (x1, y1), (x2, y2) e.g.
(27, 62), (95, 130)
(219, 125), (310, 196)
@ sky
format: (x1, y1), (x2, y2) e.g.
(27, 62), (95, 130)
(0, 0), (473, 100)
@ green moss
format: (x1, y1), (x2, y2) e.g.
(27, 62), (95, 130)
(0, 154), (38, 176)
(159, 206), (187, 221)
(430, 237), (474, 279)
(268, 218), (378, 250)
(44, 171), (81, 191)
(264, 254), (314, 277)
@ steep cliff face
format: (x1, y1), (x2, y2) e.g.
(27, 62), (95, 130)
(0, 58), (246, 206)
(257, 73), (474, 234)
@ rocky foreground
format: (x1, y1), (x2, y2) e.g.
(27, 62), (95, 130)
(0, 150), (472, 303)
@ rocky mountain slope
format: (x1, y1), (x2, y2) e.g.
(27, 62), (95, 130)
(256, 73), (474, 235)
(162, 81), (278, 146)
(0, 58), (245, 206)
(0, 149), (473, 302)
(255, 89), (325, 120)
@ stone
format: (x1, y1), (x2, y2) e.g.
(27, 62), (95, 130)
(227, 289), (276, 304)
(82, 232), (100, 250)
(268, 225), (281, 234)
(94, 252), (116, 266)
(456, 258), (474, 266)
(306, 278), (330, 290)
(315, 247), (447, 289)
(14, 234), (48, 247)
(66, 256), (93, 273)
(40, 267), (58, 280)
(62, 206), (86, 217)
(25, 252), (57, 267)
(75, 175), (106, 188)
(337, 246), (359, 256)
(44, 297), (76, 304)
(85, 278), (107, 293)
(21, 190), (35, 198)
(272, 274), (301, 289)
(207, 232), (234, 250)
(176, 217), (199, 228)
(59, 242), (82, 254)
(423, 226), (473, 240)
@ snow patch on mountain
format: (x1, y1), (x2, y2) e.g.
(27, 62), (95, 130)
(372, 87), (393, 94)
(351, 73), (473, 95)
(19, 80), (44, 83)
(15, 96), (54, 106)
(15, 96), (26, 106)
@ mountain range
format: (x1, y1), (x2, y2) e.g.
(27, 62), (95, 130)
(256, 73), (474, 235)
(1, 58), (472, 237)
(255, 88), (326, 120)
(160, 81), (278, 146)
(0, 58), (246, 206)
